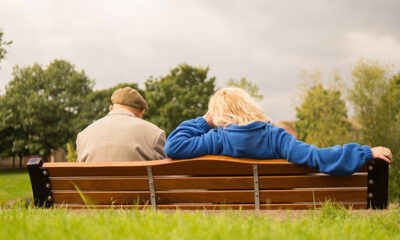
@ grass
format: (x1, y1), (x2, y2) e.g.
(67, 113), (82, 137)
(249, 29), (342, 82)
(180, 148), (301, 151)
(0, 205), (399, 240)
(0, 168), (32, 204)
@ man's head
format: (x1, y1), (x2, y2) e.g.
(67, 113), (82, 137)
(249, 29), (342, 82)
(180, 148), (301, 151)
(110, 87), (148, 118)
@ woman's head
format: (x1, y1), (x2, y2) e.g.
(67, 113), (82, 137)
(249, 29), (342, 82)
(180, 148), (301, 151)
(208, 87), (270, 127)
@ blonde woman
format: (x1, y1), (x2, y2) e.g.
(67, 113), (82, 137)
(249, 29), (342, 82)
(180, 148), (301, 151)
(164, 87), (392, 176)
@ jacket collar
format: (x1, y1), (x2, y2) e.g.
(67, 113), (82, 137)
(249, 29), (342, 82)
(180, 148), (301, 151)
(107, 108), (137, 118)
(224, 121), (267, 132)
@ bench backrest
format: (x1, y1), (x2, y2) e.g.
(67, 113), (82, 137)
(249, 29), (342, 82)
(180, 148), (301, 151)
(27, 156), (388, 210)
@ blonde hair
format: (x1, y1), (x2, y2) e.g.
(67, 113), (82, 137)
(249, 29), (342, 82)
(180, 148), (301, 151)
(208, 87), (270, 127)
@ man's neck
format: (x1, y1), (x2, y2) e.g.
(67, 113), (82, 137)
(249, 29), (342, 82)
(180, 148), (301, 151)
(112, 104), (143, 118)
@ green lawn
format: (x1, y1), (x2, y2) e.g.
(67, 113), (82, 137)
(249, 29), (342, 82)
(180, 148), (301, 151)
(0, 206), (399, 240)
(0, 168), (32, 204)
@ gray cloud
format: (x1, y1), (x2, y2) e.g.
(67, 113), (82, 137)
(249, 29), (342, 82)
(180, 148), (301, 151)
(1, 0), (400, 121)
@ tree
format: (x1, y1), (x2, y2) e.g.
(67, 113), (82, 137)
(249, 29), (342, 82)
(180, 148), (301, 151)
(0, 60), (94, 161)
(0, 29), (12, 64)
(375, 72), (400, 148)
(384, 73), (400, 201)
(0, 96), (17, 167)
(144, 63), (216, 135)
(0, 87), (30, 167)
(295, 71), (353, 148)
(227, 78), (263, 100)
(348, 59), (390, 145)
(348, 59), (400, 200)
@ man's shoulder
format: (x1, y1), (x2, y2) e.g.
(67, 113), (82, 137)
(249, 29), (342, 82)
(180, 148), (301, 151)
(134, 118), (164, 133)
(77, 116), (109, 137)
(78, 114), (164, 137)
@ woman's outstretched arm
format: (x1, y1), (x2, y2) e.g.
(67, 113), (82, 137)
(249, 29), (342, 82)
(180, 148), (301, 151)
(270, 125), (392, 176)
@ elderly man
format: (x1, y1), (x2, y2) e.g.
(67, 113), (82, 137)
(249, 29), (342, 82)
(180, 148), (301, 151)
(76, 87), (166, 162)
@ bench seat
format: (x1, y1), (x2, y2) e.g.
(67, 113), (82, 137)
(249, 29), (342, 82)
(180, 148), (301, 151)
(27, 155), (388, 210)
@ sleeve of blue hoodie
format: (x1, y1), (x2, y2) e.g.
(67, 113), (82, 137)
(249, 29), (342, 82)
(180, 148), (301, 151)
(165, 117), (374, 176)
(165, 117), (217, 159)
(269, 125), (373, 176)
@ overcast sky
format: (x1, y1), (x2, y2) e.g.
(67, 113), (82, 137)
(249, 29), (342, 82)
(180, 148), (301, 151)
(1, 0), (400, 121)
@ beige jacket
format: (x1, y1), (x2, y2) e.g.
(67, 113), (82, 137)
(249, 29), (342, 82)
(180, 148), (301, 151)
(76, 108), (166, 162)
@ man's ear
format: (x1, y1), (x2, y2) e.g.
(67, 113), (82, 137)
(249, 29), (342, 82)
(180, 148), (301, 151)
(109, 105), (113, 111)
(138, 109), (146, 119)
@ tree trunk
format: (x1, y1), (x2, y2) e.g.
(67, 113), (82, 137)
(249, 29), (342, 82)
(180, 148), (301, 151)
(19, 154), (23, 168)
(12, 155), (15, 169)
(42, 148), (51, 162)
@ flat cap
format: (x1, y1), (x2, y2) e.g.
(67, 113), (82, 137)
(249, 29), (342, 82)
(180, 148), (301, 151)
(111, 87), (148, 111)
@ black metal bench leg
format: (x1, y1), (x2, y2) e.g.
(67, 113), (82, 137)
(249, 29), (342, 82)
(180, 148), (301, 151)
(367, 158), (389, 209)
(27, 158), (53, 208)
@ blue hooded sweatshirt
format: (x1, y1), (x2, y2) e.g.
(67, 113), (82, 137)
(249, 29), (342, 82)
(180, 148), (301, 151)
(165, 117), (373, 176)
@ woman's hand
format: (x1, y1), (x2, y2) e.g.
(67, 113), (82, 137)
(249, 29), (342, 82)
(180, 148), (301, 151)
(371, 147), (392, 163)
(203, 111), (214, 128)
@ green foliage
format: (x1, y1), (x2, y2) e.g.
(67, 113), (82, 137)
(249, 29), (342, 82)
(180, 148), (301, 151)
(0, 206), (399, 239)
(227, 77), (263, 100)
(348, 59), (391, 145)
(66, 143), (77, 162)
(0, 97), (15, 159)
(0, 60), (94, 159)
(0, 29), (12, 63)
(385, 74), (400, 201)
(348, 59), (400, 201)
(144, 63), (216, 135)
(295, 71), (353, 148)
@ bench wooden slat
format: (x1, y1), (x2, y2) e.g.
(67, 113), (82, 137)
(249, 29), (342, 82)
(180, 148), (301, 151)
(50, 177), (150, 191)
(52, 188), (366, 204)
(44, 157), (321, 177)
(44, 156), (367, 177)
(50, 174), (367, 191)
(54, 202), (367, 210)
(43, 156), (366, 176)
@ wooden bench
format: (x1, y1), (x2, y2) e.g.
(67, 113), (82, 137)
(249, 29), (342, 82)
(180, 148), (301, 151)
(27, 155), (388, 210)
